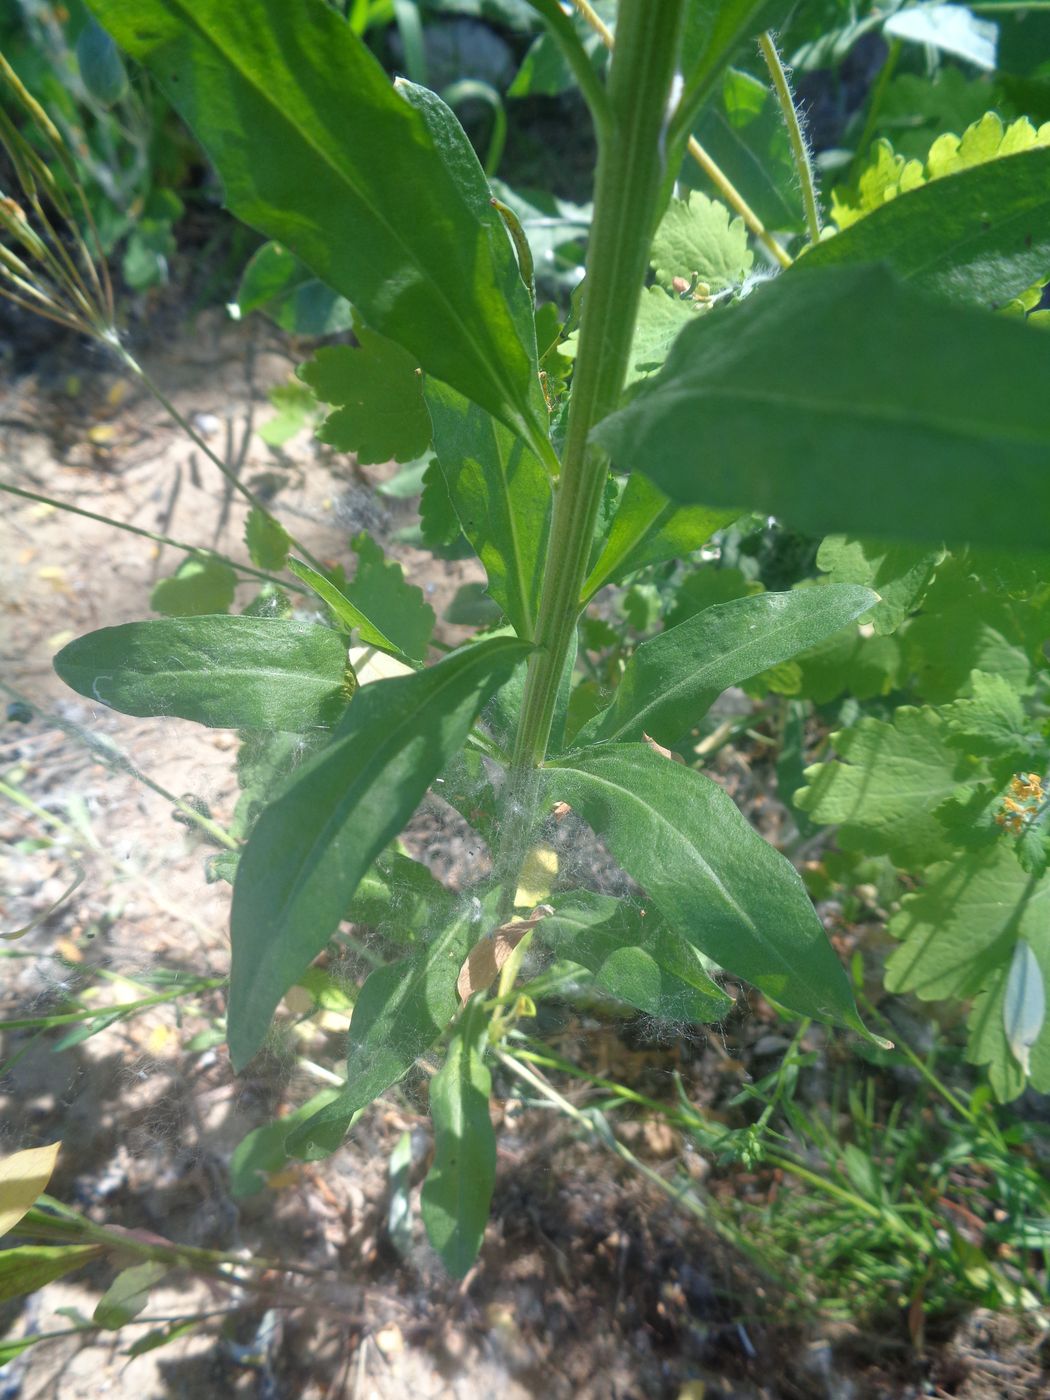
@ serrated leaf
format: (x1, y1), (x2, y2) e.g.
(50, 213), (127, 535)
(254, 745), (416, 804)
(0, 1142), (60, 1238)
(651, 190), (753, 293)
(90, 0), (548, 462)
(0, 1245), (101, 1302)
(593, 264), (1050, 555)
(886, 846), (1050, 1099)
(421, 997), (495, 1278)
(299, 332), (431, 465)
(796, 706), (982, 866)
(628, 286), (703, 382)
(540, 891), (731, 1023)
(426, 381), (552, 640)
(810, 141), (1050, 307)
(941, 671), (1035, 763)
(151, 557), (236, 617)
(244, 507), (292, 571)
(228, 1089), (340, 1197)
(286, 898), (491, 1160)
(228, 637), (530, 1069)
(583, 474), (734, 601)
(54, 617), (352, 731)
(343, 532), (435, 662)
(794, 627), (903, 704)
(94, 1261), (169, 1329)
(418, 460), (462, 551)
(542, 746), (876, 1039)
(571, 585), (877, 750)
(815, 536), (944, 634)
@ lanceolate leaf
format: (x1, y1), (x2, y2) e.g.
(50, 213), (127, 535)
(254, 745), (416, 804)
(287, 899), (489, 1160)
(0, 1245), (102, 1303)
(542, 746), (876, 1038)
(572, 585), (877, 749)
(540, 891), (731, 1023)
(228, 637), (529, 1069)
(287, 557), (411, 662)
(421, 998), (496, 1278)
(54, 617), (353, 730)
(592, 264), (1050, 554)
(88, 0), (549, 462)
(582, 474), (734, 601)
(426, 380), (552, 639)
(803, 145), (1050, 307)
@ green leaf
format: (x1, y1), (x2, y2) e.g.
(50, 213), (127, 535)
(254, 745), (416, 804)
(151, 557), (236, 617)
(806, 143), (1050, 307)
(593, 264), (1050, 554)
(347, 849), (454, 943)
(942, 671), (1036, 765)
(77, 18), (129, 105)
(286, 558), (409, 661)
(244, 507), (291, 571)
(627, 286), (703, 382)
(665, 564), (760, 627)
(228, 637), (530, 1070)
(886, 846), (1050, 1099)
(651, 190), (753, 293)
(571, 585), (877, 749)
(54, 617), (353, 731)
(421, 997), (495, 1278)
(815, 536), (945, 635)
(234, 240), (352, 335)
(299, 333), (432, 466)
(125, 1318), (199, 1359)
(93, 1260), (169, 1329)
(678, 1), (796, 120)
(228, 1089), (340, 1196)
(419, 459), (463, 551)
(794, 627), (903, 704)
(90, 0), (548, 462)
(540, 891), (731, 1023)
(426, 380), (552, 640)
(257, 382), (316, 448)
(795, 707), (982, 866)
(542, 746), (875, 1038)
(0, 1142), (60, 1238)
(286, 898), (490, 1160)
(0, 1245), (100, 1302)
(582, 474), (734, 601)
(344, 532), (435, 663)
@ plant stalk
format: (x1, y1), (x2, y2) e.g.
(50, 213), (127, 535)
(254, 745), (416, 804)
(759, 31), (821, 245)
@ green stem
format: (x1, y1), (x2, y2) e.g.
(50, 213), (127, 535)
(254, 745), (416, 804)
(498, 0), (685, 914)
(758, 31), (821, 245)
(0, 482), (308, 596)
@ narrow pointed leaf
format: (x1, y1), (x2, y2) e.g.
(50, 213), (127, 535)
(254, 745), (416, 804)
(593, 265), (1050, 553)
(54, 617), (353, 730)
(88, 0), (548, 458)
(287, 899), (489, 1159)
(287, 557), (410, 662)
(421, 998), (495, 1278)
(543, 746), (876, 1038)
(1004, 938), (1045, 1077)
(93, 1261), (169, 1329)
(426, 380), (552, 639)
(0, 1143), (60, 1238)
(573, 585), (877, 749)
(0, 1246), (101, 1303)
(228, 637), (529, 1069)
(803, 145), (1050, 306)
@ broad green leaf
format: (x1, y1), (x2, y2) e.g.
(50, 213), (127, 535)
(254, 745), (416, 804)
(905, 560), (1049, 704)
(593, 264), (1050, 554)
(886, 847), (1050, 1099)
(419, 459), (464, 551)
(665, 565), (760, 627)
(347, 848), (454, 944)
(542, 746), (875, 1038)
(815, 536), (944, 635)
(0, 1142), (59, 1238)
(0, 1245), (101, 1302)
(942, 671), (1037, 766)
(582, 474), (734, 601)
(572, 585), (877, 749)
(685, 67), (802, 233)
(807, 144), (1050, 307)
(651, 191), (753, 293)
(94, 1261), (169, 1329)
(794, 627), (903, 704)
(627, 286), (702, 382)
(89, 0), (548, 462)
(421, 997), (495, 1278)
(228, 1089), (340, 1196)
(228, 637), (529, 1069)
(234, 240), (353, 335)
(151, 557), (236, 617)
(286, 899), (489, 1160)
(795, 707), (982, 866)
(244, 507), (291, 571)
(540, 891), (731, 1023)
(54, 618), (353, 731)
(344, 532), (435, 663)
(426, 380), (552, 640)
(299, 333), (432, 466)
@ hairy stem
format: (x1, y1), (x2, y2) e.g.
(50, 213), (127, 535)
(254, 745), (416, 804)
(759, 31), (821, 245)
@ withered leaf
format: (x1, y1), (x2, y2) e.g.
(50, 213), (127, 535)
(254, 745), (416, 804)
(456, 905), (552, 1002)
